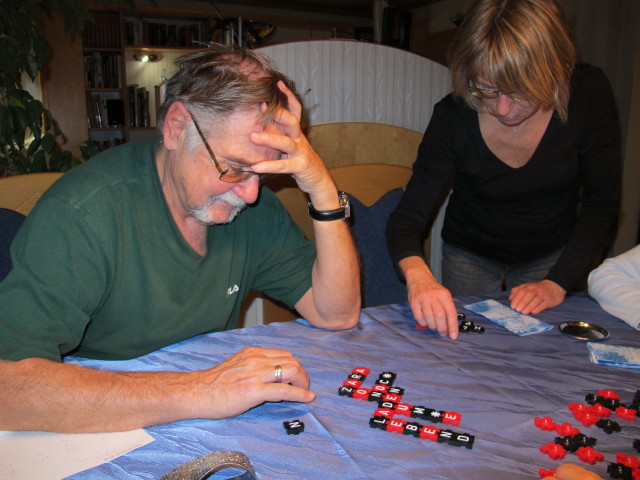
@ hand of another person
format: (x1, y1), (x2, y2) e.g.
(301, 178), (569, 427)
(192, 346), (315, 420)
(541, 463), (603, 480)
(249, 81), (336, 207)
(509, 279), (566, 315)
(400, 256), (459, 339)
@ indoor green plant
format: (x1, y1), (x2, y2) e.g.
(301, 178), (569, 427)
(0, 0), (133, 177)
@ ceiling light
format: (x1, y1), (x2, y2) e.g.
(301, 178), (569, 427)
(133, 53), (159, 63)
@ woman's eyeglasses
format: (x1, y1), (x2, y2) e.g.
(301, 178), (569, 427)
(468, 85), (525, 102)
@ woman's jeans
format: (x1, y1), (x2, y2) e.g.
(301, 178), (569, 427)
(441, 242), (563, 296)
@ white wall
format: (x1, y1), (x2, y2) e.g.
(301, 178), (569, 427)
(258, 40), (450, 132)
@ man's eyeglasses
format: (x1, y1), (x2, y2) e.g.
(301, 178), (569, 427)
(468, 84), (525, 102)
(190, 112), (261, 184)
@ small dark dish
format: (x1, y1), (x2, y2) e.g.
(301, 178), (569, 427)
(559, 321), (610, 341)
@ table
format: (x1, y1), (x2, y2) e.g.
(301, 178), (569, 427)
(68, 292), (639, 479)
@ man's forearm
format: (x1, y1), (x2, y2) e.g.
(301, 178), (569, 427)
(0, 347), (315, 433)
(0, 358), (196, 433)
(303, 217), (361, 329)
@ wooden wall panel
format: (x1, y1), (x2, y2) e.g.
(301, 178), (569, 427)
(40, 12), (89, 159)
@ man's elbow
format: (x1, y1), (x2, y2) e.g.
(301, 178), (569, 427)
(332, 310), (360, 330)
(306, 306), (360, 330)
(328, 291), (361, 329)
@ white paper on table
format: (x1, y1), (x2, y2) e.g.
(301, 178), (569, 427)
(0, 429), (154, 479)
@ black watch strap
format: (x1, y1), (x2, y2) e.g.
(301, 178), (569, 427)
(308, 191), (351, 221)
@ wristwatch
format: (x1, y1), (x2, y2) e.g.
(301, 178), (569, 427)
(308, 191), (351, 221)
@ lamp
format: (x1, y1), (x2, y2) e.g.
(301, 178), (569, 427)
(133, 53), (159, 63)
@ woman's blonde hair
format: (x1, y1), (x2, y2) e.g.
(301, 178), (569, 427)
(448, 0), (577, 122)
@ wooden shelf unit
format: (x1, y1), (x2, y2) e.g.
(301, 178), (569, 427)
(82, 10), (129, 150)
(79, 7), (223, 148)
(78, 5), (454, 151)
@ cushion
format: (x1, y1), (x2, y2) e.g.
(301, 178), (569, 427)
(348, 188), (407, 308)
(0, 208), (26, 282)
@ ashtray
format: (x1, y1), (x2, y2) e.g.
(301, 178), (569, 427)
(559, 321), (610, 341)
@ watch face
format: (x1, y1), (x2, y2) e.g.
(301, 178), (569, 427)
(308, 192), (350, 221)
(339, 192), (351, 219)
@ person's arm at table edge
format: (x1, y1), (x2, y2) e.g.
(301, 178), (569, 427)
(386, 161), (458, 337)
(397, 256), (459, 338)
(385, 99), (459, 338)
(293, 179), (361, 330)
(0, 358), (196, 432)
(249, 83), (360, 330)
(0, 346), (315, 433)
(588, 245), (640, 327)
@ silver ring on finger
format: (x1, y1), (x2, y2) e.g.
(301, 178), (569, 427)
(274, 364), (283, 383)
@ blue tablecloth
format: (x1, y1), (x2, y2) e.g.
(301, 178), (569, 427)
(68, 292), (639, 479)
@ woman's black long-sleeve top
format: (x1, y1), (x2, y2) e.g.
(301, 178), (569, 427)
(386, 64), (621, 292)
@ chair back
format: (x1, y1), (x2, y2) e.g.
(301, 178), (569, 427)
(267, 163), (412, 308)
(330, 163), (412, 206)
(0, 172), (63, 215)
(305, 122), (422, 170)
(267, 163), (412, 243)
(330, 164), (412, 307)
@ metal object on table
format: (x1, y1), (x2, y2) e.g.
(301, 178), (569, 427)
(559, 321), (610, 341)
(159, 451), (257, 480)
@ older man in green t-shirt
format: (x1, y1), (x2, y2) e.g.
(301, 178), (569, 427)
(0, 45), (360, 432)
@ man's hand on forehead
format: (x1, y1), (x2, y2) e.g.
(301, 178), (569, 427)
(246, 84), (333, 198)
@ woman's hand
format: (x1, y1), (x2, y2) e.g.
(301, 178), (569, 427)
(400, 256), (459, 339)
(509, 279), (566, 314)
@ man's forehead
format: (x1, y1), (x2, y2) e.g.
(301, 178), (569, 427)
(211, 111), (281, 163)
(219, 107), (273, 135)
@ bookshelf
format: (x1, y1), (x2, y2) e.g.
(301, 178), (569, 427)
(82, 11), (128, 150)
(124, 16), (211, 48)
(79, 5), (444, 150)
(81, 9), (218, 149)
(123, 13), (214, 140)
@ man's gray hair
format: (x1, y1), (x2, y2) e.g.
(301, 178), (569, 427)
(157, 43), (297, 137)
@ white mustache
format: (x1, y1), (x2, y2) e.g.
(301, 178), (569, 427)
(191, 191), (247, 224)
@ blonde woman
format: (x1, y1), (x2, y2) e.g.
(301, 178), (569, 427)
(387, 0), (620, 338)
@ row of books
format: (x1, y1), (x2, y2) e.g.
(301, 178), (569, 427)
(86, 94), (125, 129)
(93, 138), (127, 151)
(84, 52), (122, 89)
(128, 85), (151, 128)
(83, 12), (121, 49)
(86, 88), (153, 129)
(125, 18), (212, 47)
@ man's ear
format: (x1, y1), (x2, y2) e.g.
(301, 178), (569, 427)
(162, 102), (190, 150)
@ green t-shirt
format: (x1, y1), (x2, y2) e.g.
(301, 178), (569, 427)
(0, 140), (316, 361)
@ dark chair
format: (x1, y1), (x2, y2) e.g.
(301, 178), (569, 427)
(0, 208), (26, 281)
(348, 189), (407, 308)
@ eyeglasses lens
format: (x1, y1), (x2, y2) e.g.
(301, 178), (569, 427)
(220, 170), (275, 184)
(469, 86), (524, 102)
